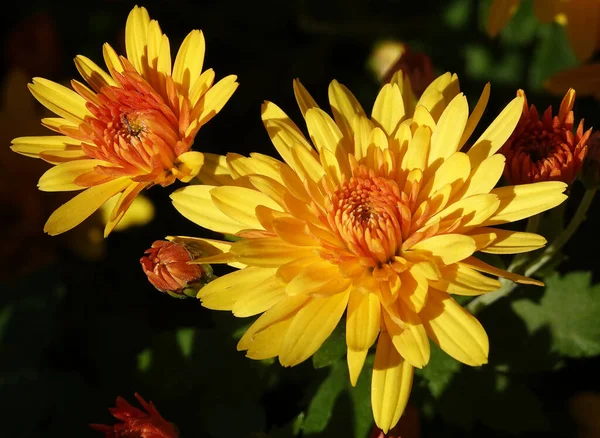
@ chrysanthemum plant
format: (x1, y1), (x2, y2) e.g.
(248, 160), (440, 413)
(11, 5), (599, 437)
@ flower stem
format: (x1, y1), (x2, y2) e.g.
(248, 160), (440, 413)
(523, 188), (596, 277)
(467, 188), (596, 314)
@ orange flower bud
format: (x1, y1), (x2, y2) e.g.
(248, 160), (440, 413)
(500, 89), (591, 185)
(90, 393), (178, 438)
(140, 240), (213, 298)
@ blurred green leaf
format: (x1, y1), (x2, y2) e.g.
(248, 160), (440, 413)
(512, 271), (600, 358)
(529, 23), (578, 91)
(498, 0), (538, 46)
(312, 322), (346, 369)
(443, 0), (471, 30)
(176, 327), (195, 358)
(417, 343), (461, 398)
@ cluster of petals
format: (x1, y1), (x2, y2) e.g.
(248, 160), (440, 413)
(11, 6), (238, 236)
(170, 71), (568, 432)
(500, 88), (590, 185)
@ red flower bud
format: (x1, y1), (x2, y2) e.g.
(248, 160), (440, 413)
(140, 240), (213, 298)
(90, 393), (178, 438)
(500, 88), (590, 185)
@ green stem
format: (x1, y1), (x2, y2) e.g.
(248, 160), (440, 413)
(523, 188), (596, 277)
(467, 188), (596, 314)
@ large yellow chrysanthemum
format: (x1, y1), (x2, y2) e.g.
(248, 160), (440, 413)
(10, 6), (238, 236)
(487, 0), (600, 61)
(170, 72), (567, 432)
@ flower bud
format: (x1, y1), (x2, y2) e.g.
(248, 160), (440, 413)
(90, 393), (178, 438)
(500, 88), (590, 185)
(140, 240), (214, 298)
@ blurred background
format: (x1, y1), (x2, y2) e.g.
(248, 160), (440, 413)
(1, 0), (599, 437)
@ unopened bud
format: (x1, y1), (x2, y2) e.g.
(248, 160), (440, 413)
(140, 240), (214, 298)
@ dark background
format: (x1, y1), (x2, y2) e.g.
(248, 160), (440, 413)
(1, 0), (599, 437)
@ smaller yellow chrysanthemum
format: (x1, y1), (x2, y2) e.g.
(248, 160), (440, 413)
(11, 6), (238, 236)
(487, 0), (600, 61)
(170, 72), (567, 432)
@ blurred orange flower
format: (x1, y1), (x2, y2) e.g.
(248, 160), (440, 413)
(487, 0), (600, 61)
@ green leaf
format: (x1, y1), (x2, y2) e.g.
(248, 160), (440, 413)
(312, 322), (346, 369)
(512, 271), (600, 358)
(417, 343), (461, 398)
(302, 361), (348, 434)
(529, 23), (578, 92)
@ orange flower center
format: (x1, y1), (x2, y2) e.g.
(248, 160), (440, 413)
(327, 165), (410, 267)
(72, 68), (193, 187)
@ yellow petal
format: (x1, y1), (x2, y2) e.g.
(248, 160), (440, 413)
(196, 152), (236, 186)
(486, 0), (520, 37)
(189, 68), (215, 107)
(410, 234), (477, 265)
(461, 256), (544, 286)
(293, 79), (319, 117)
(346, 291), (381, 351)
(124, 5), (150, 74)
(347, 348), (368, 387)
(430, 263), (501, 295)
(401, 125), (431, 172)
(103, 181), (147, 237)
(411, 105), (436, 131)
(328, 79), (366, 140)
(245, 318), (293, 360)
(38, 159), (103, 191)
(187, 75), (238, 135)
(425, 193), (500, 230)
(398, 265), (430, 313)
(418, 151), (470, 204)
(428, 94), (468, 166)
(286, 260), (351, 296)
(459, 83), (490, 149)
(170, 185), (247, 234)
(238, 294), (310, 351)
(230, 237), (316, 267)
(176, 151), (205, 182)
(421, 288), (489, 366)
(172, 30), (205, 95)
(232, 275), (287, 317)
(279, 291), (350, 366)
(371, 331), (414, 433)
(210, 185), (283, 230)
(198, 267), (276, 310)
(467, 95), (524, 167)
(484, 182), (568, 226)
(453, 154), (505, 200)
(102, 43), (124, 76)
(28, 78), (91, 123)
(371, 83), (405, 135)
(44, 177), (130, 235)
(74, 55), (117, 92)
(11, 136), (82, 159)
(383, 306), (430, 368)
(471, 227), (547, 254)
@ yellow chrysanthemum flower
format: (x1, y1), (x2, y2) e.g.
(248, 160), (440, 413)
(170, 72), (567, 432)
(487, 0), (600, 61)
(10, 6), (238, 236)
